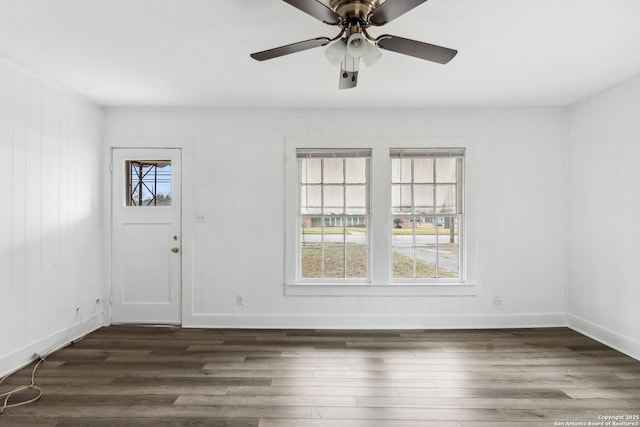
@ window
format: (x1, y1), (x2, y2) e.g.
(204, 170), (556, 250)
(298, 149), (370, 281)
(125, 160), (172, 206)
(286, 140), (472, 296)
(391, 149), (464, 281)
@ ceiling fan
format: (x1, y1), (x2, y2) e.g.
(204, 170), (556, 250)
(250, 0), (457, 89)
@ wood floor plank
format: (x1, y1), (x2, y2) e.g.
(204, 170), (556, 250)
(354, 396), (640, 410)
(461, 423), (565, 427)
(0, 418), (57, 426)
(227, 385), (400, 397)
(429, 378), (603, 389)
(56, 419), (259, 427)
(4, 406), (126, 418)
(310, 406), (617, 422)
(202, 362), (353, 371)
(396, 387), (569, 399)
(46, 348), (152, 359)
(0, 326), (638, 426)
(110, 376), (272, 387)
(259, 419), (463, 427)
(35, 393), (179, 406)
(270, 376), (436, 388)
(116, 405), (313, 419)
(1, 376), (116, 386)
(103, 355), (247, 363)
(281, 349), (421, 357)
(175, 394), (357, 407)
(187, 344), (317, 352)
(198, 369), (313, 378)
(309, 368), (624, 380)
(41, 385), (230, 396)
(562, 387), (640, 398)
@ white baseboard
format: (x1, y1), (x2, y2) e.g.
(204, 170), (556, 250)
(0, 313), (105, 378)
(568, 314), (640, 361)
(184, 312), (566, 330)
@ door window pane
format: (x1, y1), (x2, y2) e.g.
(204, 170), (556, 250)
(125, 160), (172, 206)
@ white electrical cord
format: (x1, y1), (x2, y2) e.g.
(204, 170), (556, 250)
(0, 356), (45, 415)
(0, 301), (100, 416)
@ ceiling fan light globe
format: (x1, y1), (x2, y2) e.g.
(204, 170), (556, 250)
(362, 43), (382, 67)
(325, 39), (347, 66)
(346, 33), (369, 58)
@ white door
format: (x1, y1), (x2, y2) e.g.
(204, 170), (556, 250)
(111, 148), (181, 324)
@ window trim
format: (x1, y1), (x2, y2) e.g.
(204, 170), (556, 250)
(284, 137), (476, 297)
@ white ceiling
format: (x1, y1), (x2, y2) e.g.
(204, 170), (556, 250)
(1, 0), (640, 109)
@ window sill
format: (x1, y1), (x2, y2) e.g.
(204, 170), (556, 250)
(285, 283), (476, 297)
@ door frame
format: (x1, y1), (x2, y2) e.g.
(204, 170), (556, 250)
(104, 137), (194, 326)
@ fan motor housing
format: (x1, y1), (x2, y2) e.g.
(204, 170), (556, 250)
(329, 0), (382, 24)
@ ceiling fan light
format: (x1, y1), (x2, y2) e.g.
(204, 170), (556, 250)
(346, 33), (369, 58)
(325, 39), (347, 66)
(362, 43), (382, 67)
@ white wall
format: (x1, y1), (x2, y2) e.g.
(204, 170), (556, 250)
(105, 108), (568, 329)
(0, 59), (104, 376)
(568, 77), (640, 360)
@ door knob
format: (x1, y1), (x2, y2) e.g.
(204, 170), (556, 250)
(171, 247), (180, 253)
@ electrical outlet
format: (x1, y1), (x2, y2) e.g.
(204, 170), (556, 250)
(235, 294), (244, 306)
(195, 213), (206, 223)
(492, 296), (502, 306)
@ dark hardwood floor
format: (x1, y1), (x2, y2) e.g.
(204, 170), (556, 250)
(1, 326), (639, 426)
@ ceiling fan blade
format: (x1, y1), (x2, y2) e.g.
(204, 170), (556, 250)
(377, 36), (457, 64)
(369, 0), (429, 26)
(250, 37), (331, 61)
(282, 0), (341, 25)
